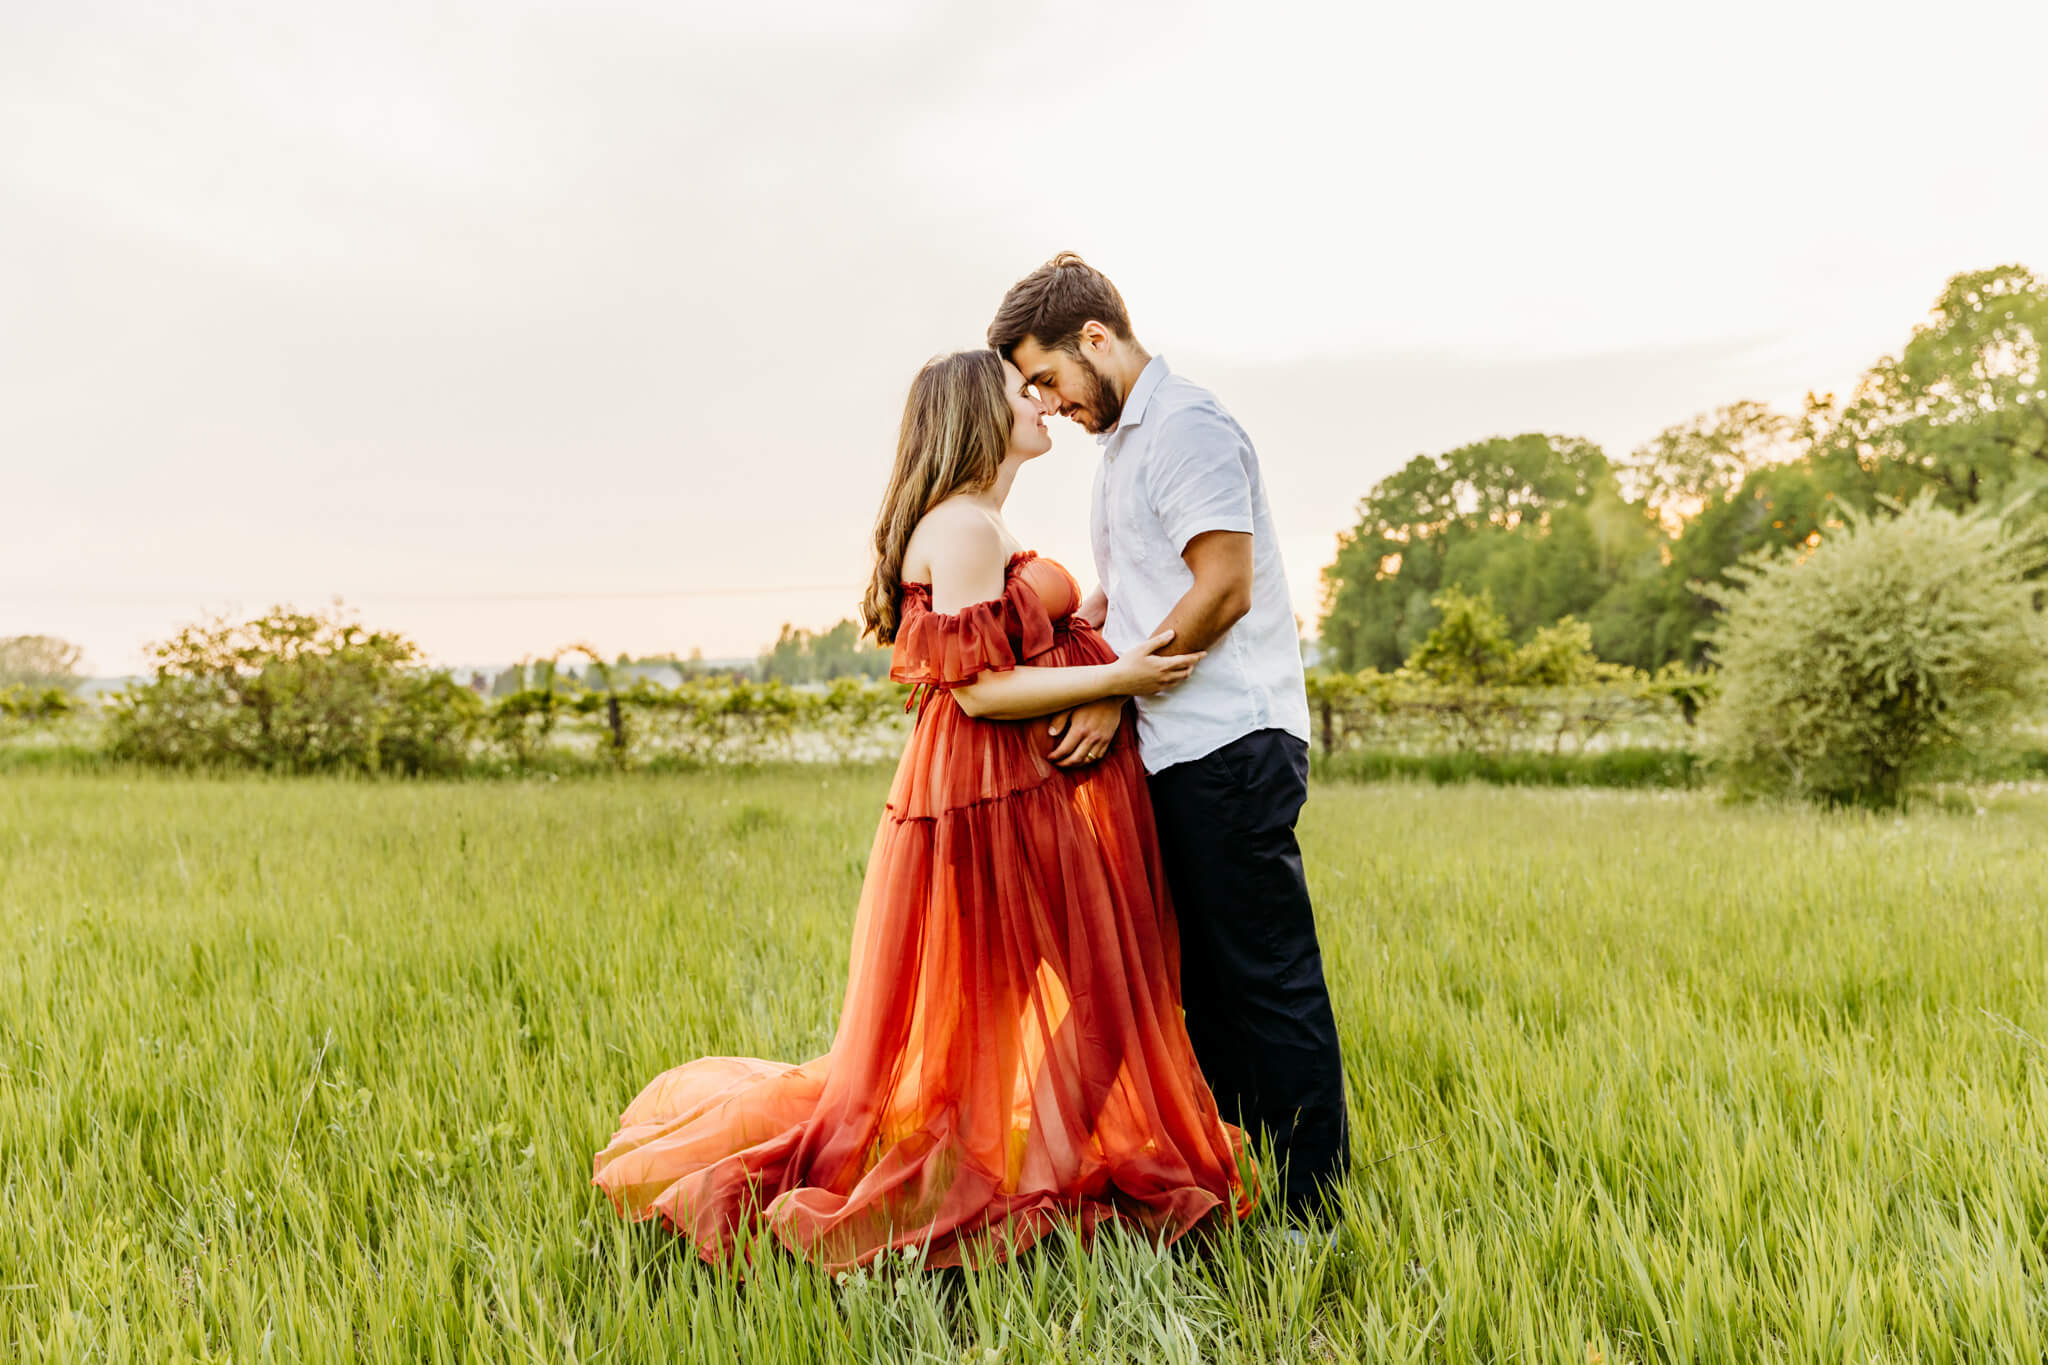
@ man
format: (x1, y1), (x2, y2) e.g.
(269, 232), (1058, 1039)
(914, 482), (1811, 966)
(987, 253), (1350, 1217)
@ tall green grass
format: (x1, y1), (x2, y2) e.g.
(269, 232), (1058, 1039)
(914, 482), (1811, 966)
(4, 769), (2047, 1361)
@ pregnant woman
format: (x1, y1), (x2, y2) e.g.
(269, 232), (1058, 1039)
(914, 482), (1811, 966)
(593, 348), (1254, 1268)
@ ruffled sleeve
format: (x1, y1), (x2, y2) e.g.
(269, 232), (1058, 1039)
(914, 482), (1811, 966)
(891, 561), (1056, 691)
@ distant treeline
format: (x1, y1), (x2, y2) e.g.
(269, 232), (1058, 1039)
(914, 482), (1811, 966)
(463, 620), (892, 698)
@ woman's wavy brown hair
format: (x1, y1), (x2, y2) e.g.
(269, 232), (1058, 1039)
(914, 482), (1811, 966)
(862, 349), (1013, 644)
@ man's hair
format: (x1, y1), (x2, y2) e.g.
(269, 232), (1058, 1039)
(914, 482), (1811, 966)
(986, 252), (1134, 361)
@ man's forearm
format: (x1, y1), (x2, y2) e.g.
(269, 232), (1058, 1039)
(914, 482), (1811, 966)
(1151, 580), (1250, 657)
(1152, 530), (1255, 657)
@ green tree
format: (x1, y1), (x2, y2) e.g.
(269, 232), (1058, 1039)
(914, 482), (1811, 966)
(1594, 461), (1855, 671)
(0, 635), (86, 692)
(1321, 434), (1632, 671)
(1813, 265), (2048, 510)
(1623, 401), (1802, 522)
(1445, 492), (1662, 642)
(1702, 497), (2048, 808)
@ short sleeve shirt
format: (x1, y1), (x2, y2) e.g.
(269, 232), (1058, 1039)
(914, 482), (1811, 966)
(1089, 357), (1311, 773)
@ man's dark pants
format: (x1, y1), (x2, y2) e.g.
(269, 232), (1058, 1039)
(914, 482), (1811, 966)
(1147, 727), (1350, 1217)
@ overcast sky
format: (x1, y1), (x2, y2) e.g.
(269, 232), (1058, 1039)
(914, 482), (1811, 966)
(6, 0), (2046, 674)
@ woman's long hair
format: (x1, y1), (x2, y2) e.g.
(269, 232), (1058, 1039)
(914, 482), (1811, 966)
(862, 349), (1012, 643)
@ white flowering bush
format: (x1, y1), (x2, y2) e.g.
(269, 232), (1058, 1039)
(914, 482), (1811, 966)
(1701, 496), (2048, 807)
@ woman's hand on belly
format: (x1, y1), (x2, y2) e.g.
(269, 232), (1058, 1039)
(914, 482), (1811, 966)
(1047, 697), (1125, 768)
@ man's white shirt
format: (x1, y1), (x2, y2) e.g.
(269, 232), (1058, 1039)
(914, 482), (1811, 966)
(1090, 356), (1312, 774)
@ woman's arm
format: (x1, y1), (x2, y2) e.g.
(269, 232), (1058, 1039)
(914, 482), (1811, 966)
(918, 511), (1197, 720)
(953, 636), (1189, 720)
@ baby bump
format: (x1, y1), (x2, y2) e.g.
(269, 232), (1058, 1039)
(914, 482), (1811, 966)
(885, 629), (1129, 819)
(1015, 629), (1120, 759)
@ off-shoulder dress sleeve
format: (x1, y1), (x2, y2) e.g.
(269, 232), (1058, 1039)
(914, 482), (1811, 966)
(890, 569), (1055, 691)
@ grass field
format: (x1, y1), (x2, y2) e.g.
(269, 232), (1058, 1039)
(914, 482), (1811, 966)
(5, 769), (2048, 1362)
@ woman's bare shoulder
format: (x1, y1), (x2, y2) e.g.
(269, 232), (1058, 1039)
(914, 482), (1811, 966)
(906, 501), (1012, 612)
(902, 498), (1003, 586)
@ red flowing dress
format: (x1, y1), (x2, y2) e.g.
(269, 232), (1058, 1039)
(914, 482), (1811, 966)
(592, 552), (1254, 1269)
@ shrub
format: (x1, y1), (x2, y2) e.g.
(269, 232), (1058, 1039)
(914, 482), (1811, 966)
(1407, 587), (1518, 686)
(0, 685), (73, 728)
(1409, 587), (1610, 689)
(105, 606), (481, 775)
(1700, 497), (2048, 807)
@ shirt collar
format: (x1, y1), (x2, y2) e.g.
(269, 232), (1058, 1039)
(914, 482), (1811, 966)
(1096, 354), (1170, 448)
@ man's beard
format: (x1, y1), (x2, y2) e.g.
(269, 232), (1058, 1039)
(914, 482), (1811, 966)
(1071, 351), (1124, 434)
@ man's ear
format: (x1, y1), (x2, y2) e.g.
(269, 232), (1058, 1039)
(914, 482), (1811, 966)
(1082, 320), (1112, 352)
